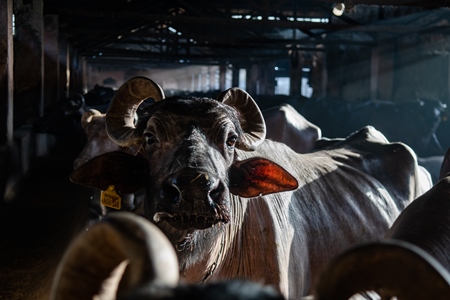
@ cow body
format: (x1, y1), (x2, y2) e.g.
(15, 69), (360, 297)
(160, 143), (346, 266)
(71, 77), (430, 298)
(262, 104), (321, 153)
(205, 130), (427, 296)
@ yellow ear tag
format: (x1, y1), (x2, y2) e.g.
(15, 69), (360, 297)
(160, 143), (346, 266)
(101, 185), (122, 210)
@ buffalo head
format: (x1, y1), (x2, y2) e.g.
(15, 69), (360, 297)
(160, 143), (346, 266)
(71, 77), (298, 233)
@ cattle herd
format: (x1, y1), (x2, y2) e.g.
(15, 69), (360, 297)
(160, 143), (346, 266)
(13, 76), (450, 299)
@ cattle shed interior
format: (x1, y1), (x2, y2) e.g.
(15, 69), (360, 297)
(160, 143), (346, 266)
(2, 0), (450, 298)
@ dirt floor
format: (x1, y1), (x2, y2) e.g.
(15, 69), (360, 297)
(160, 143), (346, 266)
(0, 152), (92, 300)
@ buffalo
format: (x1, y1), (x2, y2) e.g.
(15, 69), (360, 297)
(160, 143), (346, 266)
(71, 76), (430, 298)
(73, 109), (144, 220)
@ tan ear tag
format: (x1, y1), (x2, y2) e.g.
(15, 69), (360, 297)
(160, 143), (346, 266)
(101, 185), (122, 210)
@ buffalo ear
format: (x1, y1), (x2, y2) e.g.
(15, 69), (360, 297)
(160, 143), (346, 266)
(70, 151), (147, 194)
(228, 157), (298, 198)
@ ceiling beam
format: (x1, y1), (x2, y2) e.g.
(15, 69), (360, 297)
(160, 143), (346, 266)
(55, 8), (341, 31)
(316, 0), (450, 8)
(81, 46), (325, 62)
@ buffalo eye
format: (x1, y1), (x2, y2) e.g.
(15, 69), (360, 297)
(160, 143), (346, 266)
(226, 135), (238, 148)
(144, 132), (158, 145)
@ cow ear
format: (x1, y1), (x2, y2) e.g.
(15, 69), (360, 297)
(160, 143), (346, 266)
(217, 88), (266, 151)
(228, 157), (298, 198)
(70, 151), (147, 194)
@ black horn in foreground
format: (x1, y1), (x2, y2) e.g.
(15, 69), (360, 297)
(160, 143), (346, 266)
(314, 240), (450, 300)
(106, 76), (165, 147)
(50, 212), (179, 300)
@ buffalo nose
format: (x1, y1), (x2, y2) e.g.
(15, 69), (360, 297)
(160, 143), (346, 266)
(161, 170), (224, 206)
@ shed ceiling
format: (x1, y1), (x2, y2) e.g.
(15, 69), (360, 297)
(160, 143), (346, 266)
(43, 0), (450, 68)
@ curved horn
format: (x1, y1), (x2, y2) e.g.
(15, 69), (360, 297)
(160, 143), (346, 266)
(217, 88), (266, 151)
(50, 212), (179, 300)
(314, 240), (450, 300)
(106, 77), (165, 147)
(80, 109), (103, 130)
